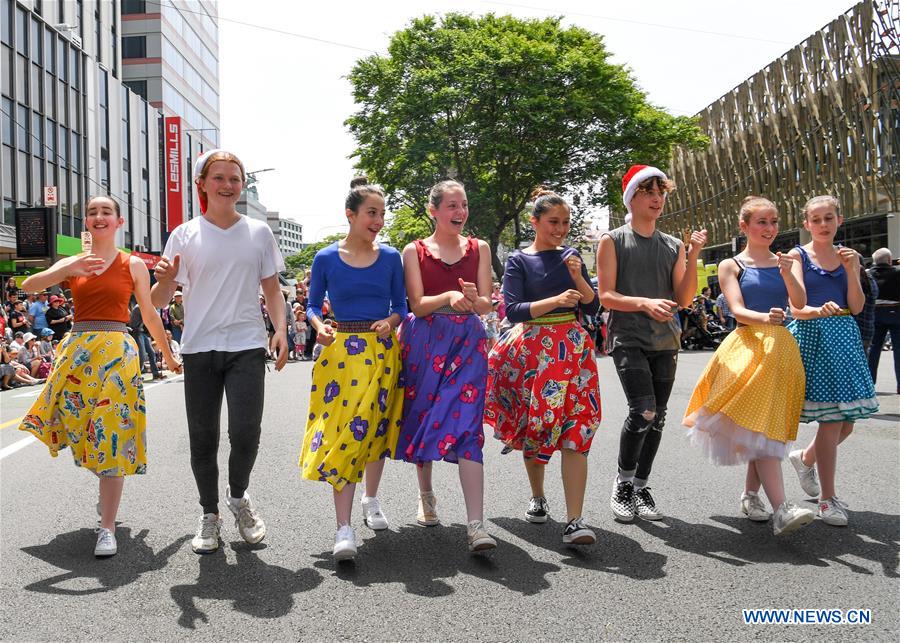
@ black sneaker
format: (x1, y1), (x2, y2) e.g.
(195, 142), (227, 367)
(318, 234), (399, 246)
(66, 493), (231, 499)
(562, 517), (596, 545)
(634, 487), (663, 520)
(525, 496), (549, 523)
(610, 480), (635, 522)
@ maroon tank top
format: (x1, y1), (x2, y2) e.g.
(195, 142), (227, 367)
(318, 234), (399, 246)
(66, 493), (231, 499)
(415, 237), (479, 296)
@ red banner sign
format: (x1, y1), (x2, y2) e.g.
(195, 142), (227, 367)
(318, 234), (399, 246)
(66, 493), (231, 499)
(164, 116), (183, 232)
(132, 251), (161, 269)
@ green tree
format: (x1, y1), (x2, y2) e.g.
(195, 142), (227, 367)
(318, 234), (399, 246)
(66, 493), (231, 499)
(346, 13), (707, 275)
(384, 205), (434, 250)
(285, 233), (345, 272)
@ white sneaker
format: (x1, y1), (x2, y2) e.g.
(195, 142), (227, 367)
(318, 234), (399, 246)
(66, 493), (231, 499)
(772, 501), (815, 536)
(467, 520), (497, 553)
(191, 513), (223, 554)
(333, 525), (357, 561)
(360, 496), (389, 530)
(225, 486), (267, 544)
(94, 527), (117, 557)
(740, 491), (772, 522)
(817, 497), (849, 527)
(788, 449), (820, 497)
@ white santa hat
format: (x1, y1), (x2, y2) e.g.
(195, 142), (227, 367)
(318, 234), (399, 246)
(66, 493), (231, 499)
(622, 164), (668, 224)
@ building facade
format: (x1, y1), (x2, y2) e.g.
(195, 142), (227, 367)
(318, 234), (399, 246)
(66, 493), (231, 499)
(269, 213), (302, 259)
(2, 0), (164, 269)
(120, 0), (220, 232)
(641, 1), (900, 265)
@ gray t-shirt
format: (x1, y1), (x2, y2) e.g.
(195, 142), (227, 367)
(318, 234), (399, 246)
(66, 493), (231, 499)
(604, 225), (682, 352)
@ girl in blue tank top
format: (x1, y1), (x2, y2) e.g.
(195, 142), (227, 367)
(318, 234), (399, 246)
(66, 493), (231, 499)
(786, 195), (878, 529)
(683, 197), (815, 535)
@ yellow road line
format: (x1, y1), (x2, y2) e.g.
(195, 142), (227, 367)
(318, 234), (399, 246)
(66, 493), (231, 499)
(0, 417), (24, 430)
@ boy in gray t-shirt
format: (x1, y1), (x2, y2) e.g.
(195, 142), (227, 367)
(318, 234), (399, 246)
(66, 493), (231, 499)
(597, 165), (707, 522)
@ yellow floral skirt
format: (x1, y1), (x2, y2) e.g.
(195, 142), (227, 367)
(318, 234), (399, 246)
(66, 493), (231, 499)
(683, 324), (804, 465)
(299, 329), (403, 490)
(19, 330), (147, 476)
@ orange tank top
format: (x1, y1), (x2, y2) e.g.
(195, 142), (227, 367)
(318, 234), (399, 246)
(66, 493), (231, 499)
(65, 251), (134, 323)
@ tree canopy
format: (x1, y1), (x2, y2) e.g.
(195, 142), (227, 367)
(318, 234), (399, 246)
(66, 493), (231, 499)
(346, 13), (707, 275)
(285, 233), (345, 273)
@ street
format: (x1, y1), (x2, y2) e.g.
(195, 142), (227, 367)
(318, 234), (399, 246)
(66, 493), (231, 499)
(1, 351), (898, 641)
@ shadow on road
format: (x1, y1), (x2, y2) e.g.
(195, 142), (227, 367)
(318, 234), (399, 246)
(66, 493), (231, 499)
(632, 512), (899, 577)
(312, 523), (560, 597)
(170, 543), (323, 629)
(21, 527), (189, 595)
(491, 517), (667, 580)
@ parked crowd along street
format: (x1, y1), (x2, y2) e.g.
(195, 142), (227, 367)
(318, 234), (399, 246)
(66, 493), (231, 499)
(12, 153), (885, 565)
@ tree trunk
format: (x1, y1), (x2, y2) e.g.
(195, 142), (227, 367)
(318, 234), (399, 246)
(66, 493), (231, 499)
(489, 231), (504, 279)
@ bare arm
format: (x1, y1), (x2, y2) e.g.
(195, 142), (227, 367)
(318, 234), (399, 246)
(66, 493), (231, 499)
(402, 243), (475, 316)
(150, 254), (181, 308)
(261, 274), (288, 371)
(673, 230), (708, 308)
(22, 254), (104, 292)
(130, 257), (180, 373)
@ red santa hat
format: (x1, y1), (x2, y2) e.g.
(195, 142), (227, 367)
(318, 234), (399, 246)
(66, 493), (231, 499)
(622, 165), (668, 223)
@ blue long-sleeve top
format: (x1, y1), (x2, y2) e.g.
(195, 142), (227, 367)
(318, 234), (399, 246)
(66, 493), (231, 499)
(503, 247), (600, 323)
(306, 242), (408, 322)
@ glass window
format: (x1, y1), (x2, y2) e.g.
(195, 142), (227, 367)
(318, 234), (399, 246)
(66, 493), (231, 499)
(45, 117), (55, 159)
(70, 130), (79, 171)
(2, 198), (13, 225)
(30, 13), (40, 62)
(56, 79), (66, 125)
(122, 0), (146, 16)
(124, 80), (147, 100)
(0, 45), (10, 96)
(122, 35), (146, 59)
(98, 69), (108, 107)
(58, 123), (67, 166)
(44, 27), (54, 74)
(43, 70), (53, 115)
(16, 103), (27, 152)
(31, 156), (42, 202)
(0, 0), (10, 46)
(70, 49), (79, 89)
(15, 54), (26, 101)
(17, 149), (28, 203)
(57, 40), (67, 82)
(15, 6), (26, 56)
(2, 149), (13, 203)
(1, 97), (11, 145)
(30, 63), (40, 107)
(31, 110), (42, 157)
(68, 87), (77, 131)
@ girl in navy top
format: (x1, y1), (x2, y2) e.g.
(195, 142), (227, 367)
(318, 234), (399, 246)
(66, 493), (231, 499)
(683, 196), (815, 535)
(299, 177), (407, 562)
(786, 196), (877, 528)
(485, 187), (601, 546)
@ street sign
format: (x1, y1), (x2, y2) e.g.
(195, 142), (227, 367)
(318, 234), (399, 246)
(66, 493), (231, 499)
(44, 186), (58, 206)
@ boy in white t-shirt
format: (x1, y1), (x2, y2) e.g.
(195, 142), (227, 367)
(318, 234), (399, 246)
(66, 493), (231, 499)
(151, 149), (288, 555)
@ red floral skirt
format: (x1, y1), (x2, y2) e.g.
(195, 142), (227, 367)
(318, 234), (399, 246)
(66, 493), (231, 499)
(484, 313), (601, 463)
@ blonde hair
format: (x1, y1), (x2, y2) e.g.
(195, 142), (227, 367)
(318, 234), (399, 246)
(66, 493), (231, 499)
(801, 195), (840, 219)
(739, 195), (777, 224)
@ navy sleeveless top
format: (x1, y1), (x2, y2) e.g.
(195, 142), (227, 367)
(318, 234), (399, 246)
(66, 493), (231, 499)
(796, 246), (848, 308)
(735, 258), (788, 313)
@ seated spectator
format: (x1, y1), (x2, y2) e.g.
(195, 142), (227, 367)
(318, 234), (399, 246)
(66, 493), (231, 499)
(18, 332), (43, 377)
(1, 344), (43, 388)
(166, 329), (182, 362)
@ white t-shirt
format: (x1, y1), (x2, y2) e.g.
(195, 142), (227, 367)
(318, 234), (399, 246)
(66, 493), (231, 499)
(163, 215), (285, 354)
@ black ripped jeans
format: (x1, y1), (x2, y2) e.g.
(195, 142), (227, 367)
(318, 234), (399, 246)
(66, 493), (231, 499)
(611, 347), (678, 484)
(182, 348), (267, 515)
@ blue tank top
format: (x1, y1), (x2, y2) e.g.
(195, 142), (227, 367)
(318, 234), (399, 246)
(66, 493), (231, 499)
(735, 259), (788, 312)
(796, 246), (848, 308)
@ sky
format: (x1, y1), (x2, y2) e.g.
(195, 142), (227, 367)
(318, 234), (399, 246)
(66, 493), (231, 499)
(216, 0), (860, 241)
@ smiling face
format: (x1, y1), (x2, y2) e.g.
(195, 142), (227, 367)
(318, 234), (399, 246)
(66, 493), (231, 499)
(532, 204), (571, 247)
(740, 207), (779, 248)
(198, 160), (244, 211)
(803, 203), (842, 243)
(347, 193), (386, 242)
(429, 188), (468, 234)
(85, 197), (123, 239)
(630, 180), (667, 221)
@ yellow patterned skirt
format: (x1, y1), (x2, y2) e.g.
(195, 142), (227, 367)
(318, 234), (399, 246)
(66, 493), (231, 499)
(18, 330), (147, 476)
(683, 324), (804, 465)
(299, 328), (403, 491)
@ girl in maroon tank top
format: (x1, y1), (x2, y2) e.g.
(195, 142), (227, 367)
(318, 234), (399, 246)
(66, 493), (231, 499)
(396, 179), (497, 553)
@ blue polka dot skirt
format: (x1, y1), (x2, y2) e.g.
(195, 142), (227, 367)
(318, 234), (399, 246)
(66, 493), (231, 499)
(788, 315), (878, 423)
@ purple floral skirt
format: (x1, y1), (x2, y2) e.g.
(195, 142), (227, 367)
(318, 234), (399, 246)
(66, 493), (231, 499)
(299, 328), (403, 490)
(396, 312), (488, 464)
